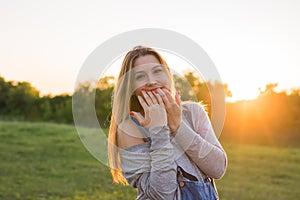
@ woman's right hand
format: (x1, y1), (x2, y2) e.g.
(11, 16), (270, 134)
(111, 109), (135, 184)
(130, 90), (167, 128)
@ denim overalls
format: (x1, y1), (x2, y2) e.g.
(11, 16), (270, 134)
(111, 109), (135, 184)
(130, 117), (219, 200)
(177, 169), (218, 200)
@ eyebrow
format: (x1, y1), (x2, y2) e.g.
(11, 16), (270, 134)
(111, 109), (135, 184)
(152, 65), (163, 69)
(133, 64), (162, 74)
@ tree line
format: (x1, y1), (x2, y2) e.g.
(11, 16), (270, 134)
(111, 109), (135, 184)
(0, 74), (299, 145)
(222, 83), (300, 146)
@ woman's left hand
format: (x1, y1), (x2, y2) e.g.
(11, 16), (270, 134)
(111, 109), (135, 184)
(157, 88), (182, 133)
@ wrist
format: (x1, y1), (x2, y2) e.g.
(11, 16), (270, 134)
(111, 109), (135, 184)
(170, 126), (178, 134)
(170, 122), (183, 136)
(149, 125), (169, 133)
(170, 120), (182, 133)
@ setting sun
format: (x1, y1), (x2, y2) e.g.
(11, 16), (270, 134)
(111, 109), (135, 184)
(226, 85), (260, 102)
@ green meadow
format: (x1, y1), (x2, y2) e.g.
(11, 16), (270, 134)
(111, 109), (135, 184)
(0, 121), (299, 200)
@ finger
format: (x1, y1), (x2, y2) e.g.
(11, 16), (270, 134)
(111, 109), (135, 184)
(175, 91), (181, 105)
(162, 88), (176, 103)
(147, 91), (158, 104)
(153, 90), (165, 106)
(157, 88), (171, 105)
(130, 111), (145, 125)
(141, 90), (154, 105)
(137, 95), (149, 111)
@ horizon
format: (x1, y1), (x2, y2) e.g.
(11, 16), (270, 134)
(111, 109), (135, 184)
(1, 71), (298, 103)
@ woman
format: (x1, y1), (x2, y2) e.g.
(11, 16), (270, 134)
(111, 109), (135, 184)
(108, 46), (227, 200)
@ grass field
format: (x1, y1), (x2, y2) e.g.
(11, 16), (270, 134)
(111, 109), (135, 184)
(0, 121), (299, 199)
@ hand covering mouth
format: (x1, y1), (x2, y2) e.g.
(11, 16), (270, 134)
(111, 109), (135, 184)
(142, 87), (165, 92)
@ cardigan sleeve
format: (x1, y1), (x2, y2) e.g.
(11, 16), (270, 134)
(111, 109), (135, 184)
(174, 102), (227, 179)
(120, 126), (178, 200)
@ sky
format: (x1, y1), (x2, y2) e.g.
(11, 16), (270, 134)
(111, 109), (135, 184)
(0, 0), (299, 101)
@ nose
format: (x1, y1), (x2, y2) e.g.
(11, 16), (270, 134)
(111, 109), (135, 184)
(146, 74), (157, 85)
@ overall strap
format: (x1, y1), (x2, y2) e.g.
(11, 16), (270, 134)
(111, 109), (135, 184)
(130, 116), (152, 142)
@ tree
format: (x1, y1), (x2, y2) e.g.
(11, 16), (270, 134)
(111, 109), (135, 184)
(174, 71), (232, 115)
(0, 76), (39, 119)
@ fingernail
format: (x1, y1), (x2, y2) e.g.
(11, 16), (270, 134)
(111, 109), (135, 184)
(130, 111), (134, 116)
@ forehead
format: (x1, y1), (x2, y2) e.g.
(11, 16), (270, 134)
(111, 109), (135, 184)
(133, 55), (160, 67)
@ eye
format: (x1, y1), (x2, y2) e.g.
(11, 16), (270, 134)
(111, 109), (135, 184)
(153, 68), (163, 74)
(135, 73), (146, 81)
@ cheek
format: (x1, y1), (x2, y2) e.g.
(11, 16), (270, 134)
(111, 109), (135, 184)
(161, 74), (171, 88)
(133, 81), (144, 96)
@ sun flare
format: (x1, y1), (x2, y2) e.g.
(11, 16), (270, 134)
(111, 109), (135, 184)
(226, 85), (260, 102)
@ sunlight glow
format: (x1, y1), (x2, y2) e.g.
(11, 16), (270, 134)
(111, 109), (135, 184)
(226, 86), (260, 102)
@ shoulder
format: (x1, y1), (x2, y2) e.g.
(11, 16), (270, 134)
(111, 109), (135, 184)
(182, 101), (207, 116)
(117, 118), (146, 149)
(182, 102), (211, 130)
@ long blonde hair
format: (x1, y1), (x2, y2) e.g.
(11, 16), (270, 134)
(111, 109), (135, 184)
(108, 46), (172, 184)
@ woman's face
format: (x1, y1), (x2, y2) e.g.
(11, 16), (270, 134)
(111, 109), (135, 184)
(132, 54), (171, 96)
